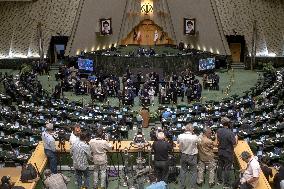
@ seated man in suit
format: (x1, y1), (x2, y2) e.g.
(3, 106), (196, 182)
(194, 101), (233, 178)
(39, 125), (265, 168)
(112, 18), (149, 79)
(233, 151), (260, 189)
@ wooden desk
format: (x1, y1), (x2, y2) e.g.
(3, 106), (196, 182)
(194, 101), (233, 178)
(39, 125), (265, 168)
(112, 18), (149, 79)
(14, 142), (47, 189)
(0, 167), (22, 185)
(234, 141), (271, 189)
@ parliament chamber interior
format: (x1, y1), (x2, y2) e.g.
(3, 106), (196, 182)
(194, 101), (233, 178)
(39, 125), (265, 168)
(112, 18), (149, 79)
(0, 0), (284, 189)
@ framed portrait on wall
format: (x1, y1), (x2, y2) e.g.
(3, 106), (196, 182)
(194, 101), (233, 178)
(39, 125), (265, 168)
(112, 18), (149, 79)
(184, 18), (195, 35)
(100, 18), (112, 36)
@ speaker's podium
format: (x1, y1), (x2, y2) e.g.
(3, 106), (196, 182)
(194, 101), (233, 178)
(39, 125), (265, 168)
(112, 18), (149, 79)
(141, 97), (150, 106)
(161, 96), (171, 104)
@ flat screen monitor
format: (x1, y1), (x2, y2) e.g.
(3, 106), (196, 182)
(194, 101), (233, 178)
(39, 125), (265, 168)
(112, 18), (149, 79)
(29, 137), (35, 142)
(199, 58), (215, 71)
(88, 76), (97, 81)
(177, 123), (182, 128)
(77, 58), (94, 71)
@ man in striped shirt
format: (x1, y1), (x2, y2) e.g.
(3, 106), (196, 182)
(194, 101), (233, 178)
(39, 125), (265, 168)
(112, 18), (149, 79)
(71, 132), (92, 189)
(44, 169), (70, 189)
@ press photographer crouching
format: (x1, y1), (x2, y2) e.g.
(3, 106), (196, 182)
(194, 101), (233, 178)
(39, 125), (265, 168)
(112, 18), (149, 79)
(43, 169), (70, 189)
(0, 176), (12, 189)
(233, 151), (260, 189)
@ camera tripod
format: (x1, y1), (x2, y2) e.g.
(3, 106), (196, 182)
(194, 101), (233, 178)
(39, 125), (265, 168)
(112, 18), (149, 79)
(58, 137), (67, 172)
(119, 142), (152, 189)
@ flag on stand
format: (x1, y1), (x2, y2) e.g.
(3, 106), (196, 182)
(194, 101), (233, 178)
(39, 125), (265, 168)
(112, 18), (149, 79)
(137, 31), (141, 42)
(154, 30), (159, 42)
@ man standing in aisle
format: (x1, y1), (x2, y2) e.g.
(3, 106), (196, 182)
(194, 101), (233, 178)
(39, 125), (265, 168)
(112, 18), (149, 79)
(89, 128), (112, 189)
(197, 127), (217, 188)
(216, 117), (238, 188)
(42, 123), (57, 174)
(177, 123), (200, 189)
(152, 132), (172, 182)
(71, 132), (92, 189)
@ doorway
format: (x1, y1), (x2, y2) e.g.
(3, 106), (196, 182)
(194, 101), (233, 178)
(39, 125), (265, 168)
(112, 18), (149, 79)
(48, 36), (69, 64)
(226, 35), (246, 63)
(229, 43), (241, 62)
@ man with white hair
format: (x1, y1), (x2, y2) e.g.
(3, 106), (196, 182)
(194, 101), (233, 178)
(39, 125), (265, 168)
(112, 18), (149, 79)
(177, 123), (200, 189)
(42, 123), (57, 173)
(43, 169), (70, 189)
(152, 132), (172, 182)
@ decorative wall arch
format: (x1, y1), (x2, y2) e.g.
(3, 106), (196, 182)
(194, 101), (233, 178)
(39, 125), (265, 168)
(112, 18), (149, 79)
(121, 19), (174, 46)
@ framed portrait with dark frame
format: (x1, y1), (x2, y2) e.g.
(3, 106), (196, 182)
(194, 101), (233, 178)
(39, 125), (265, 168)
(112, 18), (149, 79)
(184, 18), (195, 35)
(100, 18), (112, 36)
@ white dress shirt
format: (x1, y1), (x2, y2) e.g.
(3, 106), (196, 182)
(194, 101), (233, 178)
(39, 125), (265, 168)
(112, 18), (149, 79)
(177, 131), (199, 155)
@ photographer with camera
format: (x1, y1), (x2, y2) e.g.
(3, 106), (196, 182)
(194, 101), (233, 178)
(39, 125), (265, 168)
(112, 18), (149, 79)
(43, 169), (70, 189)
(71, 131), (92, 189)
(0, 176), (12, 189)
(216, 117), (238, 188)
(196, 127), (217, 188)
(89, 128), (112, 189)
(177, 123), (200, 189)
(152, 132), (172, 183)
(69, 124), (81, 148)
(42, 123), (57, 174)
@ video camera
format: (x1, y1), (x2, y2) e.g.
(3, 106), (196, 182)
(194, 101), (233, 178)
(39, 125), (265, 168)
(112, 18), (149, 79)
(133, 128), (146, 144)
(58, 129), (69, 142)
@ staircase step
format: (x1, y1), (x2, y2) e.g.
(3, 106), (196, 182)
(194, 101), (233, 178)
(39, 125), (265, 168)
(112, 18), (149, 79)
(231, 62), (245, 69)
